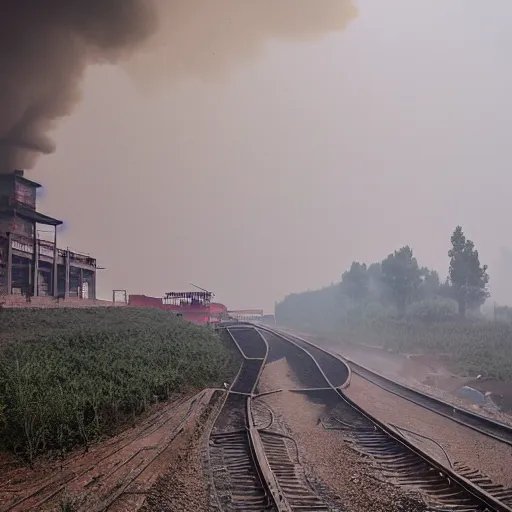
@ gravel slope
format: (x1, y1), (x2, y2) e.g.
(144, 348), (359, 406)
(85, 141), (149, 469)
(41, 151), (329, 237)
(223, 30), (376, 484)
(345, 374), (512, 488)
(258, 357), (428, 512)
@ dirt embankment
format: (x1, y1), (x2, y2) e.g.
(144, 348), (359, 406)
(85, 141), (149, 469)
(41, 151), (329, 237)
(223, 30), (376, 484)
(0, 389), (223, 512)
(280, 326), (512, 418)
(257, 357), (428, 512)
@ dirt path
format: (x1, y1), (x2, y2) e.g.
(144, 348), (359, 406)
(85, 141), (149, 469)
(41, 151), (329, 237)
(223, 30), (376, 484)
(0, 389), (222, 512)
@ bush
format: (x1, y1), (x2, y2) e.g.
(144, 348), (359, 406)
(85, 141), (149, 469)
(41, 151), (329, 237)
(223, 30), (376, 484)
(0, 308), (239, 461)
(495, 305), (512, 323)
(278, 303), (512, 380)
(406, 297), (458, 322)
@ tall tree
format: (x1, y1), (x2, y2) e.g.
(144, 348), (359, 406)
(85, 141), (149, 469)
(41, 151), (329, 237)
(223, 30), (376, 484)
(448, 226), (490, 317)
(367, 262), (384, 300)
(341, 261), (369, 302)
(381, 246), (421, 313)
(418, 267), (441, 300)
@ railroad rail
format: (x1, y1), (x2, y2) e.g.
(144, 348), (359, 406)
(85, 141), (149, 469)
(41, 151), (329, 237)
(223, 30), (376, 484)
(272, 327), (512, 447)
(253, 323), (512, 512)
(345, 355), (512, 446)
(209, 326), (339, 511)
(207, 326), (287, 511)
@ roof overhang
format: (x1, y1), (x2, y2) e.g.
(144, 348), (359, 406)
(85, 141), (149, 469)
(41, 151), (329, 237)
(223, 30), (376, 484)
(15, 207), (63, 226)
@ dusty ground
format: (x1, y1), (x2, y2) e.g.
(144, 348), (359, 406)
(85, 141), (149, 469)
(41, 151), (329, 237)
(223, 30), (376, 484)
(281, 326), (512, 422)
(258, 357), (428, 512)
(345, 374), (512, 489)
(0, 389), (222, 512)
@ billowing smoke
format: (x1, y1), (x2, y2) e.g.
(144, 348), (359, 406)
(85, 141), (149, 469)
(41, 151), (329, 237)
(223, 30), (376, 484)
(0, 0), (157, 172)
(0, 0), (357, 172)
(128, 0), (358, 84)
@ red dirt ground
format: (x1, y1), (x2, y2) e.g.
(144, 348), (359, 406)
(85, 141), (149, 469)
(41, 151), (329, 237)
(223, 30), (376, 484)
(280, 327), (512, 416)
(0, 389), (221, 512)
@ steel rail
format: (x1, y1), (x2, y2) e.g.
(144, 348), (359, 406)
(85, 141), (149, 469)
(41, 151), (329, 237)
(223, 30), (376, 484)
(258, 324), (512, 512)
(345, 356), (512, 446)
(271, 326), (512, 447)
(211, 326), (292, 511)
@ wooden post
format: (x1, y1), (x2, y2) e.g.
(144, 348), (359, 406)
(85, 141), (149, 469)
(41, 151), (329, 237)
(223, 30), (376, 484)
(32, 225), (38, 297)
(53, 226), (58, 298)
(65, 249), (70, 299)
(91, 270), (96, 300)
(6, 232), (12, 295)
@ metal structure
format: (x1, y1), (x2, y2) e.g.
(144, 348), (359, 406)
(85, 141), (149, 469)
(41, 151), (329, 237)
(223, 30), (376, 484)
(129, 289), (227, 325)
(163, 290), (213, 307)
(112, 289), (128, 304)
(227, 308), (264, 322)
(0, 171), (97, 300)
(255, 325), (512, 512)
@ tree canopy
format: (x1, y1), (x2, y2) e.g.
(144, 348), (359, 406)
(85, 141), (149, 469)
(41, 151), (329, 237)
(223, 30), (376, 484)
(448, 225), (489, 316)
(277, 225), (490, 323)
(340, 261), (369, 302)
(381, 246), (421, 313)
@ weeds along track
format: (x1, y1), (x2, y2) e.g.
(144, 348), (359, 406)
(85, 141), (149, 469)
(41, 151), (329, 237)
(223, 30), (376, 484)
(257, 325), (512, 512)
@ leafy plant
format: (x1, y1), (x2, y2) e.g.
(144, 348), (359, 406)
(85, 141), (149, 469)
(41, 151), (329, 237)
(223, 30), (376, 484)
(0, 308), (239, 461)
(448, 225), (490, 316)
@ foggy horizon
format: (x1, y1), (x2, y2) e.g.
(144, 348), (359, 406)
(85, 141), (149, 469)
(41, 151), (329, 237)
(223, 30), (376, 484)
(21, 0), (512, 312)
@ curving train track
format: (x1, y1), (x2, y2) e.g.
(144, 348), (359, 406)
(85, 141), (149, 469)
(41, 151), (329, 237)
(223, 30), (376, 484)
(207, 325), (334, 511)
(211, 322), (512, 512)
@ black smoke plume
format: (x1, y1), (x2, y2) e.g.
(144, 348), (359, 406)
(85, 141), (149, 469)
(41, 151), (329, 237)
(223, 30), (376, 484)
(0, 1), (157, 172)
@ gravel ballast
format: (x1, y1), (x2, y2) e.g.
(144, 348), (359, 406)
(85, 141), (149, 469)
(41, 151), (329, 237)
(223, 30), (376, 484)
(345, 374), (512, 488)
(258, 357), (428, 512)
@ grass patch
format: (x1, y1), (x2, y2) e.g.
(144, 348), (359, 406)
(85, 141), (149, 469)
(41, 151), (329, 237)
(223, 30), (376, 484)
(279, 315), (512, 381)
(0, 307), (239, 461)
(337, 318), (512, 379)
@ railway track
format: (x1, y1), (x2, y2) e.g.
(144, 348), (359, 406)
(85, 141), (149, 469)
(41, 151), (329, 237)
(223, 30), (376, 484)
(347, 357), (512, 444)
(271, 327), (512, 446)
(208, 327), (278, 511)
(254, 323), (512, 512)
(208, 326), (334, 511)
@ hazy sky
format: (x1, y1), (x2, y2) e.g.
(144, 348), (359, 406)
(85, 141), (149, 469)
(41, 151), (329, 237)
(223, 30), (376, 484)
(31, 1), (512, 311)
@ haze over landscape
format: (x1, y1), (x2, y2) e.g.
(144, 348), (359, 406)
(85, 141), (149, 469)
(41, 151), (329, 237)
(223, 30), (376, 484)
(3, 5), (512, 508)
(25, 0), (512, 311)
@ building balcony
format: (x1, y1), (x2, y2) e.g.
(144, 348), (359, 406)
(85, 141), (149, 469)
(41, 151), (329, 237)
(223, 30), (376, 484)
(10, 233), (96, 270)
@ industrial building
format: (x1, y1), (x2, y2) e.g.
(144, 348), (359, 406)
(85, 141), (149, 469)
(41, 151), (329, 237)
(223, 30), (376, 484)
(0, 170), (97, 300)
(129, 291), (229, 325)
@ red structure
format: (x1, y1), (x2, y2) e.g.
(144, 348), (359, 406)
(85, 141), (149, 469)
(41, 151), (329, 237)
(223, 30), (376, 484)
(129, 291), (228, 325)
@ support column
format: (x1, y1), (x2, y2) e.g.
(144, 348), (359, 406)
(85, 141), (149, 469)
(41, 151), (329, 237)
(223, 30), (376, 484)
(79, 268), (83, 298)
(53, 226), (58, 298)
(6, 232), (12, 295)
(65, 249), (70, 299)
(92, 271), (96, 300)
(32, 225), (38, 297)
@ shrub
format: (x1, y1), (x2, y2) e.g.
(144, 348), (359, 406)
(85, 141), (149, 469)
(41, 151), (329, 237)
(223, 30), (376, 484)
(0, 308), (239, 461)
(406, 297), (458, 322)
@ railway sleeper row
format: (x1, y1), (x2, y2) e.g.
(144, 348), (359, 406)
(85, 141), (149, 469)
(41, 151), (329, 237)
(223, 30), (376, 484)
(209, 430), (273, 511)
(453, 462), (512, 506)
(349, 361), (512, 447)
(318, 388), (510, 511)
(259, 430), (334, 511)
(261, 327), (512, 512)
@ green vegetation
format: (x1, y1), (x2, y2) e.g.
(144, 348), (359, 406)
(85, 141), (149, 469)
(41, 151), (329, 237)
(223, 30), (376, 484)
(449, 226), (490, 316)
(277, 226), (512, 380)
(0, 307), (239, 461)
